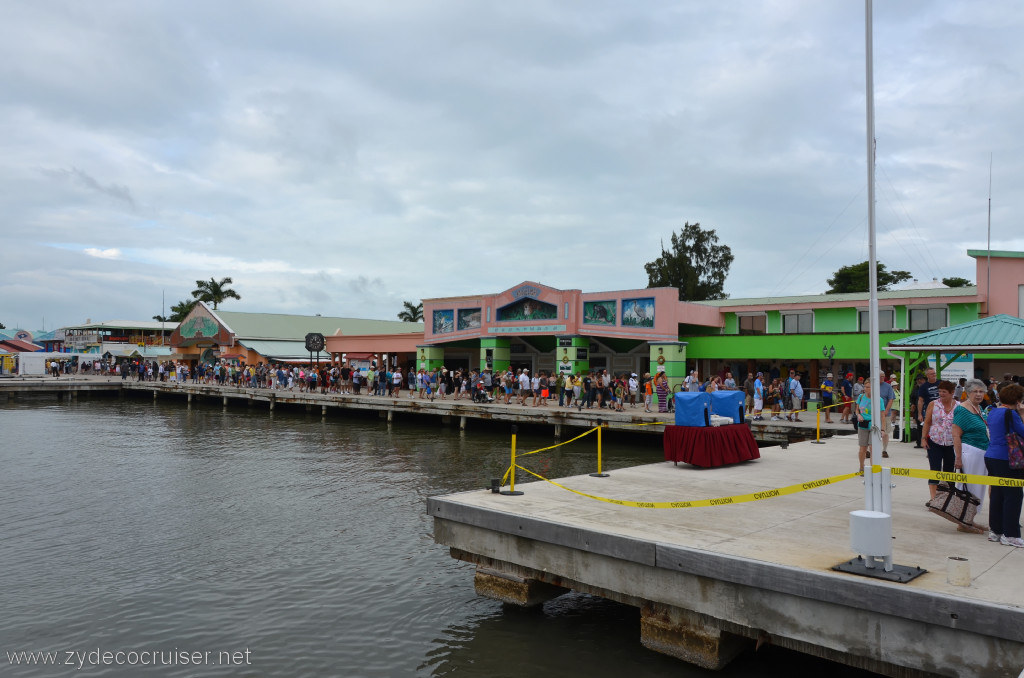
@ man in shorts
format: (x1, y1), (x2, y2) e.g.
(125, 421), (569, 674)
(752, 372), (765, 421)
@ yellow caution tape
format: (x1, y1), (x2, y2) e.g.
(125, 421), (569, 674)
(511, 465), (861, 509)
(516, 426), (598, 459)
(890, 467), (1024, 488)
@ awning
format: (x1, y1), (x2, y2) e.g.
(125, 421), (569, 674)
(237, 339), (322, 361)
(343, 352), (378, 360)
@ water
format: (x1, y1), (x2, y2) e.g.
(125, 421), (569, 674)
(0, 397), (879, 677)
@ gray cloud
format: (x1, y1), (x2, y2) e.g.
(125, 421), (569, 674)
(1, 1), (1022, 329)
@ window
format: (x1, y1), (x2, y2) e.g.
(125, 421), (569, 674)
(783, 313), (812, 334)
(738, 315), (766, 335)
(909, 308), (947, 331)
(858, 309), (894, 332)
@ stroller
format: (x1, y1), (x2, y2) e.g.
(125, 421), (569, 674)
(472, 379), (493, 403)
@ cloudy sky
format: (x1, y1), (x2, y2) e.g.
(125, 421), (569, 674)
(2, 1), (1023, 331)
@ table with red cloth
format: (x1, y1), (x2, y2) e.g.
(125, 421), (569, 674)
(663, 424), (760, 467)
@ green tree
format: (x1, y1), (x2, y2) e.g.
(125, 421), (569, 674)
(397, 301), (423, 322)
(154, 300), (198, 323)
(825, 261), (911, 294)
(191, 277), (241, 310)
(942, 276), (972, 288)
(644, 222), (733, 301)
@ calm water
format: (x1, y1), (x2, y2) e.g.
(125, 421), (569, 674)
(0, 397), (879, 677)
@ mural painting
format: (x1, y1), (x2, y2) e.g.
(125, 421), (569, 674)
(621, 297), (655, 328)
(582, 300), (616, 326)
(457, 308), (482, 331)
(496, 298), (557, 322)
(433, 310), (454, 334)
(179, 315), (220, 338)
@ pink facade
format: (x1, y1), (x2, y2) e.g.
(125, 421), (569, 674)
(421, 281), (722, 344)
(972, 251), (1024, 317)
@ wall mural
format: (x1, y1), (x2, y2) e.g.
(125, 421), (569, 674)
(179, 315), (220, 338)
(433, 310), (454, 334)
(621, 297), (655, 328)
(457, 308), (482, 331)
(583, 300), (616, 325)
(496, 298), (557, 322)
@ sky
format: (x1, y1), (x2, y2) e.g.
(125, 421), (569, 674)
(2, 1), (1023, 331)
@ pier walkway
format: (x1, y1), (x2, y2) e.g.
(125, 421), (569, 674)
(0, 375), (855, 444)
(430, 435), (1024, 678)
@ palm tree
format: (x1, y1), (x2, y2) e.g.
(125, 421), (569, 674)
(192, 277), (241, 310)
(397, 301), (423, 323)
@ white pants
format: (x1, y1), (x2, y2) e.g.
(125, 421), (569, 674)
(961, 442), (988, 512)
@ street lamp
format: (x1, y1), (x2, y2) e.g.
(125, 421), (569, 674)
(822, 344), (836, 382)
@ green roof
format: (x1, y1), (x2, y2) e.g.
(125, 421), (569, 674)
(967, 249), (1024, 259)
(888, 314), (1024, 353)
(698, 286), (978, 307)
(211, 309), (422, 340)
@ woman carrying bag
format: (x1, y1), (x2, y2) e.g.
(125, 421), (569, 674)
(984, 383), (1024, 548)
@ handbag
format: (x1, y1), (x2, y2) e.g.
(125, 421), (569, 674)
(927, 481), (980, 529)
(1006, 410), (1024, 470)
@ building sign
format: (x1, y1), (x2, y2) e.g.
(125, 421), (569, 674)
(583, 300), (616, 326)
(557, 337), (573, 347)
(489, 324), (567, 335)
(511, 285), (541, 300)
(928, 353), (975, 382)
(576, 347), (588, 360)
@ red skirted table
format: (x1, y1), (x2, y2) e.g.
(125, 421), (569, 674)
(663, 424), (761, 467)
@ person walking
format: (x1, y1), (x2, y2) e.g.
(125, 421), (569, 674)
(922, 380), (958, 501)
(984, 383), (1024, 547)
(656, 373), (669, 414)
(854, 379), (875, 474)
(952, 378), (990, 533)
(820, 372), (835, 423)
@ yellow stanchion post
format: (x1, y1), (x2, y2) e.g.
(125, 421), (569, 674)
(811, 404), (825, 444)
(500, 425), (524, 496)
(590, 420), (609, 477)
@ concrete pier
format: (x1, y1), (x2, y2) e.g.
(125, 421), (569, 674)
(430, 436), (1024, 677)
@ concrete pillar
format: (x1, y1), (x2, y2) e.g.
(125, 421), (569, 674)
(473, 567), (567, 607)
(187, 393), (193, 403)
(222, 396), (228, 407)
(305, 404), (312, 413)
(321, 405), (327, 417)
(441, 415), (452, 426)
(387, 410), (393, 423)
(269, 394), (275, 411)
(154, 390), (158, 400)
(459, 416), (466, 430)
(71, 390), (78, 401)
(639, 603), (748, 671)
(554, 424), (561, 439)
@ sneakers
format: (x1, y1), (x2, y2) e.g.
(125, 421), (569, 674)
(753, 415), (763, 421)
(989, 531), (1002, 542)
(1000, 535), (1024, 548)
(771, 415), (780, 421)
(882, 451), (889, 458)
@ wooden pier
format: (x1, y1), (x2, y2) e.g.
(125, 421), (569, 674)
(0, 376), (850, 444)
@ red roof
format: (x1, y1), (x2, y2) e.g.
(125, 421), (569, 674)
(0, 339), (43, 352)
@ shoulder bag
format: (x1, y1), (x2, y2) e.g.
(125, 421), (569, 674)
(1006, 409), (1024, 470)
